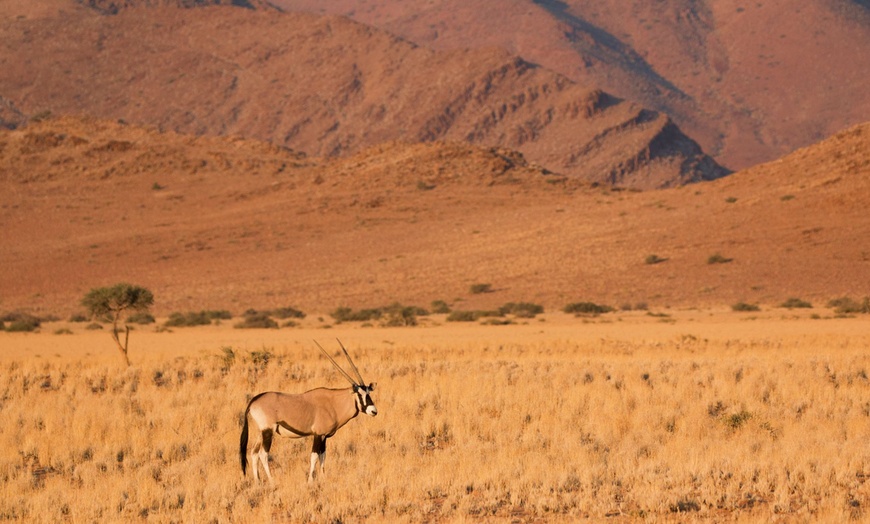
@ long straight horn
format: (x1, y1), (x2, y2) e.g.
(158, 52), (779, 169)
(314, 340), (357, 386)
(337, 339), (366, 385)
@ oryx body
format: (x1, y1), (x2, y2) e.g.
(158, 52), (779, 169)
(240, 341), (377, 483)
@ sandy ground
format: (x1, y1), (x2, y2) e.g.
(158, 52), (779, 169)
(5, 308), (868, 365)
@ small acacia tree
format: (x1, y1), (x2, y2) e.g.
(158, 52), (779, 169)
(82, 283), (154, 366)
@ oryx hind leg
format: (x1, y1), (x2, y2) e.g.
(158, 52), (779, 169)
(308, 436), (326, 484)
(258, 429), (274, 483)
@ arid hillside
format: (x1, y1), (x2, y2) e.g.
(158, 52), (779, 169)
(1, 116), (868, 317)
(274, 0), (870, 171)
(0, 1), (725, 189)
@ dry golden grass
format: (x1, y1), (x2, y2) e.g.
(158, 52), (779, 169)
(2, 312), (869, 522)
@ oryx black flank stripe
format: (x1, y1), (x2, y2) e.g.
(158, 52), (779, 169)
(276, 420), (307, 437)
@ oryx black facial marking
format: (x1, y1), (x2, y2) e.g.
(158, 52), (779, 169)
(239, 340), (378, 484)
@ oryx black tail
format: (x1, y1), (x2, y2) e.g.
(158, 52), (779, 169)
(240, 410), (249, 476)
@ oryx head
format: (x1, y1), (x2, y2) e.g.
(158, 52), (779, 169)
(316, 339), (378, 417)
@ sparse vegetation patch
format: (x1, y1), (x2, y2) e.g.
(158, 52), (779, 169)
(165, 310), (231, 327)
(446, 310), (503, 322)
(1, 312), (42, 332)
(707, 253), (733, 264)
(469, 283), (493, 294)
(331, 304), (428, 327)
(498, 302), (544, 318)
(731, 302), (760, 312)
(827, 296), (870, 315)
(234, 311), (278, 329)
(563, 302), (614, 316)
(780, 297), (812, 309)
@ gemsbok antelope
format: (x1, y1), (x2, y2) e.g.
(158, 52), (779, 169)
(239, 340), (377, 483)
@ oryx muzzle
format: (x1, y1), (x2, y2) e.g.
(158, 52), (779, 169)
(239, 339), (377, 483)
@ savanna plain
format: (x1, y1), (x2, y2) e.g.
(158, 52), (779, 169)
(2, 310), (869, 523)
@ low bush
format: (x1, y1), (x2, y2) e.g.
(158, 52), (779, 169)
(827, 297), (870, 315)
(731, 302), (760, 312)
(430, 300), (451, 314)
(165, 312), (211, 327)
(469, 283), (493, 294)
(780, 298), (812, 309)
(127, 312), (156, 325)
(234, 312), (278, 329)
(331, 307), (383, 323)
(271, 306), (305, 319)
(382, 303), (428, 327)
(707, 253), (733, 264)
(499, 302), (544, 318)
(332, 304), (428, 326)
(645, 254), (666, 265)
(165, 310), (231, 327)
(446, 310), (503, 322)
(447, 310), (479, 322)
(563, 302), (613, 316)
(1, 312), (41, 332)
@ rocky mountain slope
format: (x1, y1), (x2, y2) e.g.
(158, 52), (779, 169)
(273, 0), (870, 171)
(0, 1), (725, 189)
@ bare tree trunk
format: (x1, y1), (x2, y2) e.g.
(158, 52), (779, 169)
(111, 313), (131, 367)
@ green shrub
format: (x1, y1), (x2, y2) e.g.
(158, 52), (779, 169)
(271, 306), (305, 319)
(165, 311), (211, 327)
(446, 310), (502, 322)
(827, 297), (870, 314)
(780, 298), (812, 309)
(165, 310), (231, 327)
(707, 253), (732, 264)
(563, 302), (613, 316)
(69, 313), (89, 323)
(331, 307), (383, 323)
(446, 310), (479, 322)
(645, 254), (666, 265)
(723, 410), (752, 430)
(481, 318), (514, 326)
(2, 312), (41, 332)
(127, 312), (156, 324)
(469, 283), (493, 294)
(499, 302), (544, 318)
(234, 312), (278, 329)
(731, 302), (760, 312)
(430, 300), (451, 314)
(249, 348), (272, 368)
(381, 303), (428, 327)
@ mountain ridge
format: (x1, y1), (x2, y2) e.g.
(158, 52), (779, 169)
(0, 1), (726, 189)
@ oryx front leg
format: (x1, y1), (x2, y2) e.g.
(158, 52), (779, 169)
(308, 436), (327, 484)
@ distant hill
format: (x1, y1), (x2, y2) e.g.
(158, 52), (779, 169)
(272, 0), (870, 171)
(0, 1), (725, 189)
(1, 116), (868, 316)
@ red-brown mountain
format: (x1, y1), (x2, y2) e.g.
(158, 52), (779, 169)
(1, 116), (868, 316)
(272, 0), (870, 171)
(0, 1), (725, 188)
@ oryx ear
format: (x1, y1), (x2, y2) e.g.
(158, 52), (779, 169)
(352, 384), (359, 393)
(368, 382), (376, 391)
